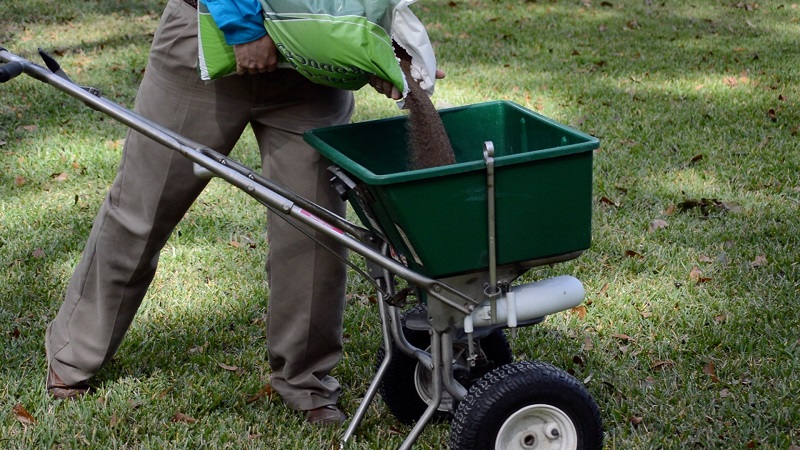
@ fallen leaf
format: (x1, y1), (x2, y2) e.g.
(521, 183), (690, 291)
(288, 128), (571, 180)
(703, 361), (721, 383)
(714, 313), (729, 323)
(187, 342), (209, 355)
(51, 172), (68, 182)
(171, 412), (198, 423)
(157, 386), (174, 399)
(599, 196), (619, 207)
(690, 154), (704, 163)
(229, 240), (241, 248)
(649, 219), (668, 232)
(612, 333), (633, 342)
(665, 204), (677, 215)
(719, 389), (732, 398)
(689, 266), (711, 283)
(246, 383), (274, 404)
(571, 305), (587, 319)
(767, 108), (778, 122)
(9, 327), (20, 339)
(12, 403), (35, 425)
(14, 175), (26, 187)
(22, 124), (37, 132)
(582, 336), (594, 351)
(750, 255), (767, 267)
(629, 415), (643, 426)
(218, 362), (239, 372)
(32, 248), (46, 259)
(624, 250), (643, 258)
(698, 255), (714, 263)
(650, 360), (675, 371)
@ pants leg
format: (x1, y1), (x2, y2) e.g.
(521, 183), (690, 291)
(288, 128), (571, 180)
(45, 0), (252, 385)
(250, 75), (355, 411)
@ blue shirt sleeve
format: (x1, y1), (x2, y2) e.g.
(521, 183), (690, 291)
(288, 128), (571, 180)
(201, 0), (266, 45)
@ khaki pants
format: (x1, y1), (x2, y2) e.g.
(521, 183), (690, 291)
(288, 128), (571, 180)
(45, 0), (355, 411)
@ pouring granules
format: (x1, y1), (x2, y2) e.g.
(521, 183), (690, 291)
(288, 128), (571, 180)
(397, 48), (456, 170)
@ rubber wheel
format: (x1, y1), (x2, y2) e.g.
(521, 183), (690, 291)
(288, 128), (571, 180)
(449, 360), (603, 450)
(376, 306), (513, 425)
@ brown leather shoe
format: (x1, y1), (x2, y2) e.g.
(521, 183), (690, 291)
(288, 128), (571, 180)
(47, 365), (90, 400)
(305, 405), (347, 426)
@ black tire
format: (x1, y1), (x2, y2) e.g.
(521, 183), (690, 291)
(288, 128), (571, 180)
(376, 306), (514, 425)
(450, 360), (603, 450)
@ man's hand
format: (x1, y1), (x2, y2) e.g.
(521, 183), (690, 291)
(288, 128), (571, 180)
(369, 69), (446, 100)
(233, 34), (279, 75)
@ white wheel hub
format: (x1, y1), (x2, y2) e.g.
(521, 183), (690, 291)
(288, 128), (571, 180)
(413, 362), (454, 412)
(495, 404), (578, 449)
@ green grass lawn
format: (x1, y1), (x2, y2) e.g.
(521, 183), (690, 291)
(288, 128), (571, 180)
(2, 0), (799, 448)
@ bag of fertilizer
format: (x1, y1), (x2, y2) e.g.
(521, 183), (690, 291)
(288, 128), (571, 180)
(197, 1), (238, 81)
(197, 0), (437, 98)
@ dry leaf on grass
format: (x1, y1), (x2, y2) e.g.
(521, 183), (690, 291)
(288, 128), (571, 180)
(650, 360), (675, 371)
(689, 266), (711, 283)
(12, 403), (35, 425)
(571, 305), (587, 319)
(582, 336), (594, 351)
(171, 412), (198, 423)
(703, 361), (721, 383)
(649, 219), (668, 231)
(218, 362), (238, 372)
(246, 383), (274, 404)
(624, 250), (643, 258)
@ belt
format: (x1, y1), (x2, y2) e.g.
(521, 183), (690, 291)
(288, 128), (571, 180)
(183, 0), (197, 9)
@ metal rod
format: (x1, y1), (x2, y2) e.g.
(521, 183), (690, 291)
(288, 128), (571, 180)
(398, 331), (443, 450)
(483, 141), (500, 323)
(441, 331), (468, 401)
(341, 277), (395, 447)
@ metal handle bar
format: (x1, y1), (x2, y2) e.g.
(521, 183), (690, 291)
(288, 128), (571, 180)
(0, 47), (479, 316)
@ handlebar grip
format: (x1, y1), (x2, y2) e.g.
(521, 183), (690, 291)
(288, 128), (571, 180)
(0, 61), (24, 83)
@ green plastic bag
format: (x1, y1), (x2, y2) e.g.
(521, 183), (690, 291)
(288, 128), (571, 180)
(259, 0), (403, 91)
(197, 0), (437, 97)
(197, 1), (236, 81)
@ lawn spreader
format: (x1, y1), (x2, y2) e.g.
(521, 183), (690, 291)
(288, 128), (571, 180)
(1, 47), (603, 450)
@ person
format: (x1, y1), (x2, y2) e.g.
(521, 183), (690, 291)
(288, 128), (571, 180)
(44, 0), (414, 426)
